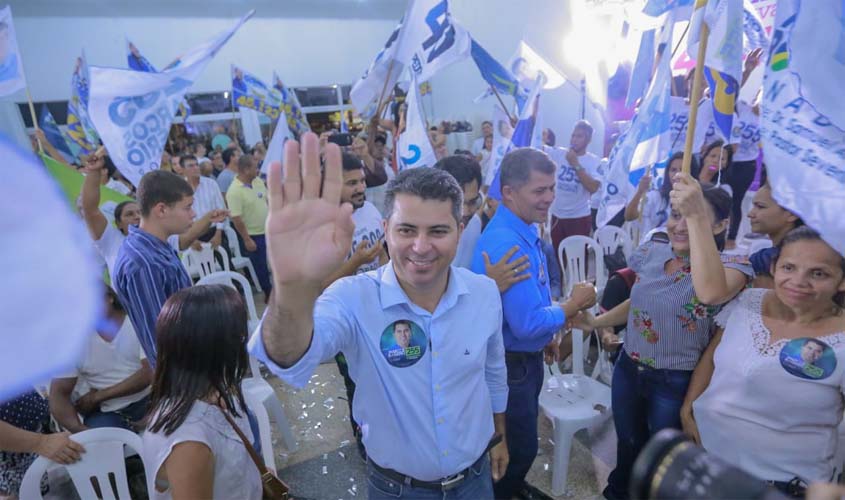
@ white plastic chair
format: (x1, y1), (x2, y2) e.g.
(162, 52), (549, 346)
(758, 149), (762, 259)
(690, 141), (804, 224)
(196, 271), (298, 455)
(594, 225), (633, 261)
(243, 383), (276, 471)
(539, 329), (613, 496)
(181, 243), (216, 279)
(223, 225), (263, 293)
(20, 428), (147, 500)
(623, 220), (642, 248)
(557, 235), (607, 299)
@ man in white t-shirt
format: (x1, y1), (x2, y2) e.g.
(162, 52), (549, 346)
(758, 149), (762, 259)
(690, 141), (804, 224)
(322, 153), (387, 286)
(472, 120), (493, 157)
(49, 289), (151, 431)
(547, 120), (601, 255)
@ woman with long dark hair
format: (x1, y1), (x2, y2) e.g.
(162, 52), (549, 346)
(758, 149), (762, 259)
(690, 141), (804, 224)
(574, 182), (752, 500)
(624, 152), (689, 242)
(143, 285), (261, 500)
(694, 140), (733, 191)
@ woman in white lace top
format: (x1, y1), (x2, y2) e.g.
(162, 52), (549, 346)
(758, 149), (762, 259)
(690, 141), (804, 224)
(682, 227), (845, 493)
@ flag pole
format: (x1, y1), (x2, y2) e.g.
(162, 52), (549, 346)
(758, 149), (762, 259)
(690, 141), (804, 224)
(681, 23), (709, 175)
(374, 59), (397, 121)
(489, 86), (516, 124)
(25, 88), (42, 153)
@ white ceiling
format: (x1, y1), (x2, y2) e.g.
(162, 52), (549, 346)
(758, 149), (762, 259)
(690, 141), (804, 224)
(6, 0), (407, 19)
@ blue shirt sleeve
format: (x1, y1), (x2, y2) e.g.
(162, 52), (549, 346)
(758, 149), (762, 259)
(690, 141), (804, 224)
(248, 282), (357, 388)
(482, 241), (566, 342)
(484, 292), (508, 413)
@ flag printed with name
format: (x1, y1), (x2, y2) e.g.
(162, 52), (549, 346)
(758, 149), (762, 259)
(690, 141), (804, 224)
(126, 39), (192, 121)
(760, 0), (845, 256)
(395, 0), (471, 83)
(742, 0), (770, 51)
(470, 39), (527, 112)
(597, 45), (673, 227)
(0, 7), (26, 97)
(272, 73), (309, 138)
(231, 65), (281, 120)
(88, 12), (252, 186)
(396, 76), (436, 171)
(38, 105), (74, 162)
(689, 0), (744, 139)
(67, 51), (99, 155)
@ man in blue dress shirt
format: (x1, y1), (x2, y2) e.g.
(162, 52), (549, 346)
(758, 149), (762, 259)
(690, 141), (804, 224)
(471, 148), (596, 499)
(249, 133), (509, 499)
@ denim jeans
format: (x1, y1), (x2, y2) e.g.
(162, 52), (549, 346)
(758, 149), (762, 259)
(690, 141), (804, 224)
(239, 233), (272, 296)
(493, 351), (544, 500)
(84, 396), (149, 430)
(367, 455), (493, 500)
(603, 352), (692, 500)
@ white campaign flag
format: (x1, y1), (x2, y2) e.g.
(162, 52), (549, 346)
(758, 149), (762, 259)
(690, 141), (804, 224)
(0, 7), (27, 97)
(597, 44), (674, 227)
(88, 12), (252, 186)
(1, 135), (100, 401)
(761, 0), (845, 255)
(484, 104), (514, 186)
(261, 109), (290, 175)
(395, 0), (471, 83)
(350, 21), (405, 120)
(396, 76), (437, 171)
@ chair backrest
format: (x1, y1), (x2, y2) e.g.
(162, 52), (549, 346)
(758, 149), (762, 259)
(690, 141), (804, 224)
(223, 225), (245, 260)
(21, 428), (145, 500)
(214, 245), (231, 272)
(557, 235), (606, 298)
(623, 221), (642, 248)
(594, 225), (632, 259)
(182, 243), (216, 279)
(196, 271), (259, 326)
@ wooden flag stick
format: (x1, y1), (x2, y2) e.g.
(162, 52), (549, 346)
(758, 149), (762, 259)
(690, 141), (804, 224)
(681, 23), (709, 175)
(489, 86), (517, 124)
(25, 87), (42, 153)
(374, 58), (397, 122)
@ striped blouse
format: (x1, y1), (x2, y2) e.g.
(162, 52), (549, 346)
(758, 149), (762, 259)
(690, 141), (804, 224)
(623, 240), (753, 371)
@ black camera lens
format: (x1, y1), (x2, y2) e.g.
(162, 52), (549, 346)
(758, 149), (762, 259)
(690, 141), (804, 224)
(630, 429), (790, 500)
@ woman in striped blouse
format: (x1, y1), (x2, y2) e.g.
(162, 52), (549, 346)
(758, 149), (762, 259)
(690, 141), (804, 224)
(575, 177), (752, 500)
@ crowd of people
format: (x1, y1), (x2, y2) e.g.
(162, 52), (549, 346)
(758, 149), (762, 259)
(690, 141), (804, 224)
(3, 69), (845, 500)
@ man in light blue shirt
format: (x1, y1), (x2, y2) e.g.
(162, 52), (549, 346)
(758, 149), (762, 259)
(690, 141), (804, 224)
(248, 133), (509, 499)
(471, 147), (596, 499)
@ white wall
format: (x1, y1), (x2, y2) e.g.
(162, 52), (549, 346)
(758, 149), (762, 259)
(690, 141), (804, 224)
(15, 15), (398, 100)
(8, 1), (603, 155)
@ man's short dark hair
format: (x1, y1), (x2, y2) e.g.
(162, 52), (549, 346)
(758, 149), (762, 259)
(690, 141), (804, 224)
(500, 147), (556, 191)
(342, 152), (365, 172)
(384, 168), (463, 224)
(179, 154), (198, 167)
(574, 120), (593, 138)
(114, 200), (135, 222)
(482, 120), (492, 127)
(393, 320), (412, 331)
(434, 155), (482, 190)
(544, 128), (556, 146)
(222, 148), (238, 166)
(137, 170), (193, 217)
(237, 154), (255, 173)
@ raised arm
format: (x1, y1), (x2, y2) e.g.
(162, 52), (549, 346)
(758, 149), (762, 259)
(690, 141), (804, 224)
(260, 133), (355, 368)
(672, 173), (747, 305)
(567, 149), (600, 194)
(625, 171), (652, 221)
(80, 154), (108, 240)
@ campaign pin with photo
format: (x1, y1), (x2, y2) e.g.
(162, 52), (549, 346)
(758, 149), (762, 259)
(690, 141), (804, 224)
(779, 337), (837, 380)
(380, 319), (427, 368)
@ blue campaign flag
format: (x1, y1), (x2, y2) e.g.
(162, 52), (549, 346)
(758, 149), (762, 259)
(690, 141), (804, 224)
(126, 39), (157, 73)
(38, 105), (74, 162)
(470, 39), (527, 112)
(643, 0), (694, 17)
(66, 51), (98, 155)
(626, 29), (656, 108)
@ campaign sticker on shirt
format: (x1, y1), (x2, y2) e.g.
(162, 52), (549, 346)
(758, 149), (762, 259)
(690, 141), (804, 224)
(779, 338), (837, 380)
(380, 320), (426, 368)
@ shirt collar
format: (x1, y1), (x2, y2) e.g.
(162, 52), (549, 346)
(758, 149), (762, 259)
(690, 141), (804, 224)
(378, 262), (470, 315)
(128, 225), (175, 254)
(494, 204), (540, 246)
